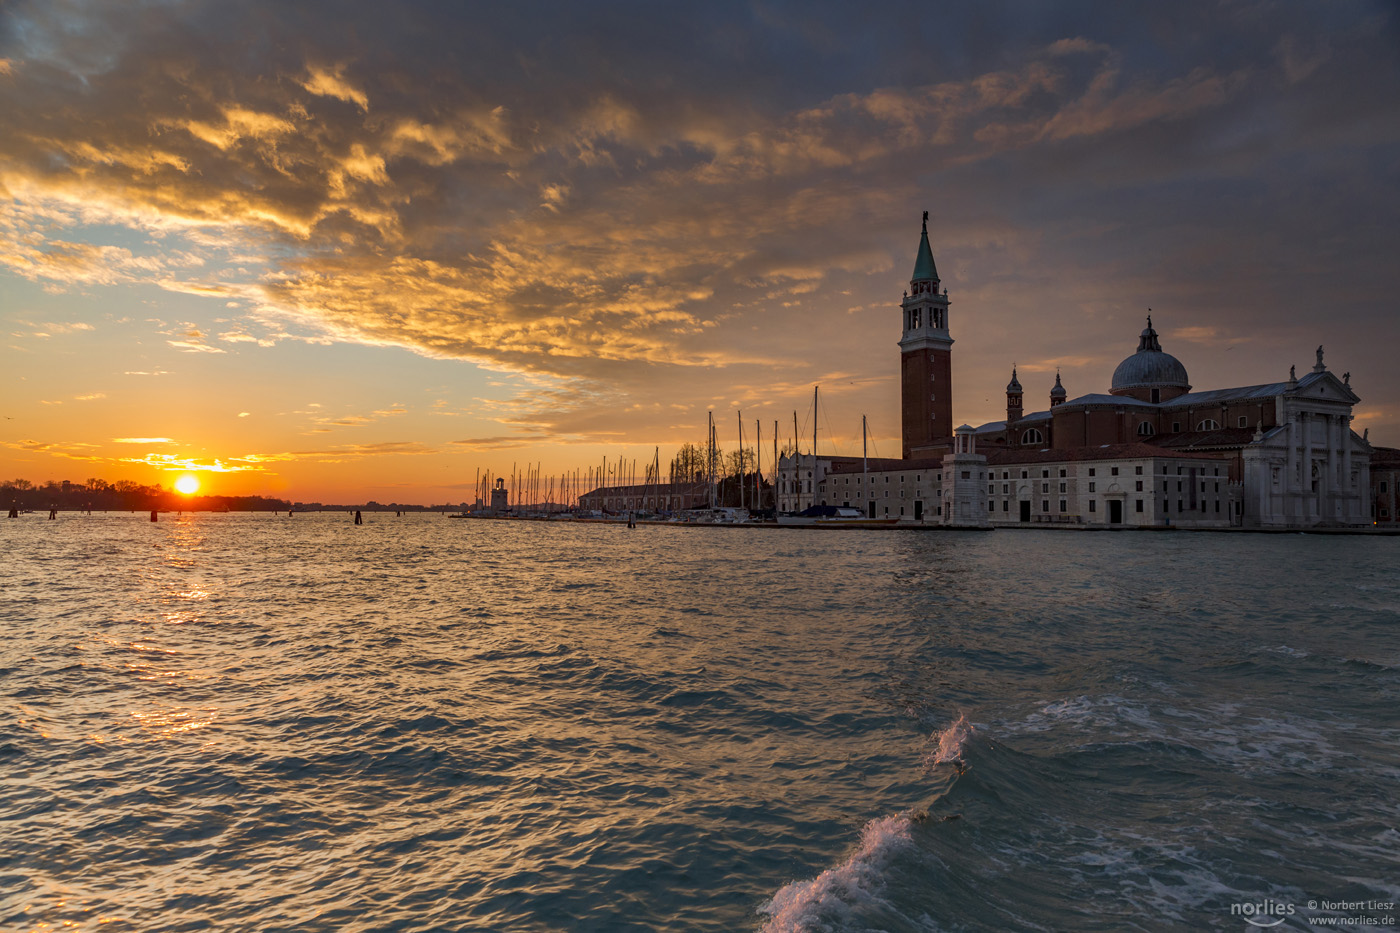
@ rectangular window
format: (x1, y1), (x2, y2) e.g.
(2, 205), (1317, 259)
(1164, 500), (1169, 513)
(1059, 483), (1066, 493)
(1042, 483), (1049, 493)
(989, 485), (995, 494)
(988, 500), (995, 512)
(1059, 469), (1066, 478)
(1002, 501), (1009, 511)
(1089, 482), (1096, 492)
(1135, 499), (1144, 513)
(1021, 471), (1028, 479)
(1215, 500), (1220, 513)
(1177, 481), (1182, 492)
(1088, 468), (1096, 476)
(1089, 500), (1096, 512)
(1239, 416), (1248, 428)
(1172, 422), (1181, 432)
(1003, 484), (1009, 494)
(1383, 482), (1389, 493)
(962, 471), (971, 479)
(1135, 466), (1143, 475)
(1042, 469), (1050, 478)
(1059, 499), (1067, 512)
(1135, 481), (1143, 492)
(1042, 500), (1050, 512)
(1111, 467), (1119, 476)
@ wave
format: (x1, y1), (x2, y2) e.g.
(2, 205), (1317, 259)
(757, 813), (913, 933)
(923, 712), (972, 770)
(757, 715), (973, 932)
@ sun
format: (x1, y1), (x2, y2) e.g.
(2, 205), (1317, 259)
(174, 475), (201, 495)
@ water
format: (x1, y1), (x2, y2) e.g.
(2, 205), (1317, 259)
(3, 513), (1398, 931)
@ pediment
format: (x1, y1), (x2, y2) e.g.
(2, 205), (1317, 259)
(1294, 371), (1359, 405)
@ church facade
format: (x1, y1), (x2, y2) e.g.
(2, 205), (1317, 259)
(777, 214), (1377, 530)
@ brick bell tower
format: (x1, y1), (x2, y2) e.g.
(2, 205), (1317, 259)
(899, 212), (953, 458)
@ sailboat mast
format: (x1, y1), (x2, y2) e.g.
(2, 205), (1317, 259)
(708, 410), (715, 509)
(737, 409), (744, 511)
(755, 418), (762, 514)
(793, 410), (800, 509)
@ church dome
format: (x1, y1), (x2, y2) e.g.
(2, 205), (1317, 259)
(1111, 318), (1190, 393)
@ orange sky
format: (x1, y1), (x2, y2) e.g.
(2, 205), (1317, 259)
(4, 3), (1399, 503)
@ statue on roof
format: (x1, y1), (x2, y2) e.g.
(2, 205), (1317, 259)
(1314, 345), (1326, 372)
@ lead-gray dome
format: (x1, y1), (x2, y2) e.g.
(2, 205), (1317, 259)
(1111, 318), (1190, 391)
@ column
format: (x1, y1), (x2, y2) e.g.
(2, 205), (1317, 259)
(1300, 412), (1313, 521)
(1286, 419), (1298, 497)
(1341, 415), (1352, 493)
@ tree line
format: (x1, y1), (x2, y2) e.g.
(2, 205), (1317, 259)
(1, 478), (291, 512)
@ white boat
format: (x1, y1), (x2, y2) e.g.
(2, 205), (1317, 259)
(681, 507), (751, 524)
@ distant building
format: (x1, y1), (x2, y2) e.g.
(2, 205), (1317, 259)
(577, 482), (709, 513)
(778, 214), (1378, 530)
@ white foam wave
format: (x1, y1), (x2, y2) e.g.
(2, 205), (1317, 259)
(1259, 644), (1310, 659)
(923, 713), (973, 770)
(758, 814), (912, 933)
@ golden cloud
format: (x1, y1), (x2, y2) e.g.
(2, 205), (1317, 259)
(300, 64), (370, 111)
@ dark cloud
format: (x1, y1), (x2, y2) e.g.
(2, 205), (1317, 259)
(2, 0), (1398, 442)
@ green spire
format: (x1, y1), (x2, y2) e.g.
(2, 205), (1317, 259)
(912, 210), (939, 283)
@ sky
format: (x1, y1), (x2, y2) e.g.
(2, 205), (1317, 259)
(3, 0), (1399, 504)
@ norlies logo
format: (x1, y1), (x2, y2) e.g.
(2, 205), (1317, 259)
(1231, 899), (1296, 927)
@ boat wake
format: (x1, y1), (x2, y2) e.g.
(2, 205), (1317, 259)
(757, 715), (973, 932)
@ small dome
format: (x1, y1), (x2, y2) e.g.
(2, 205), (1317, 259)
(1050, 372), (1067, 399)
(1111, 317), (1190, 393)
(1006, 367), (1022, 393)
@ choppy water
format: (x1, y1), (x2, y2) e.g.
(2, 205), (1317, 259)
(3, 513), (1398, 932)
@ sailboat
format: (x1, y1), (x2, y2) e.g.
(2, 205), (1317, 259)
(776, 398), (900, 526)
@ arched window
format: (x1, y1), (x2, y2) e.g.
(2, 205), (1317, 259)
(1021, 428), (1044, 445)
(1137, 421), (1156, 437)
(1197, 419), (1220, 431)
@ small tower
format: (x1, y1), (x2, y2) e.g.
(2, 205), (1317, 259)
(940, 424), (991, 528)
(490, 477), (509, 513)
(1006, 367), (1023, 425)
(1050, 371), (1067, 408)
(899, 211), (954, 457)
